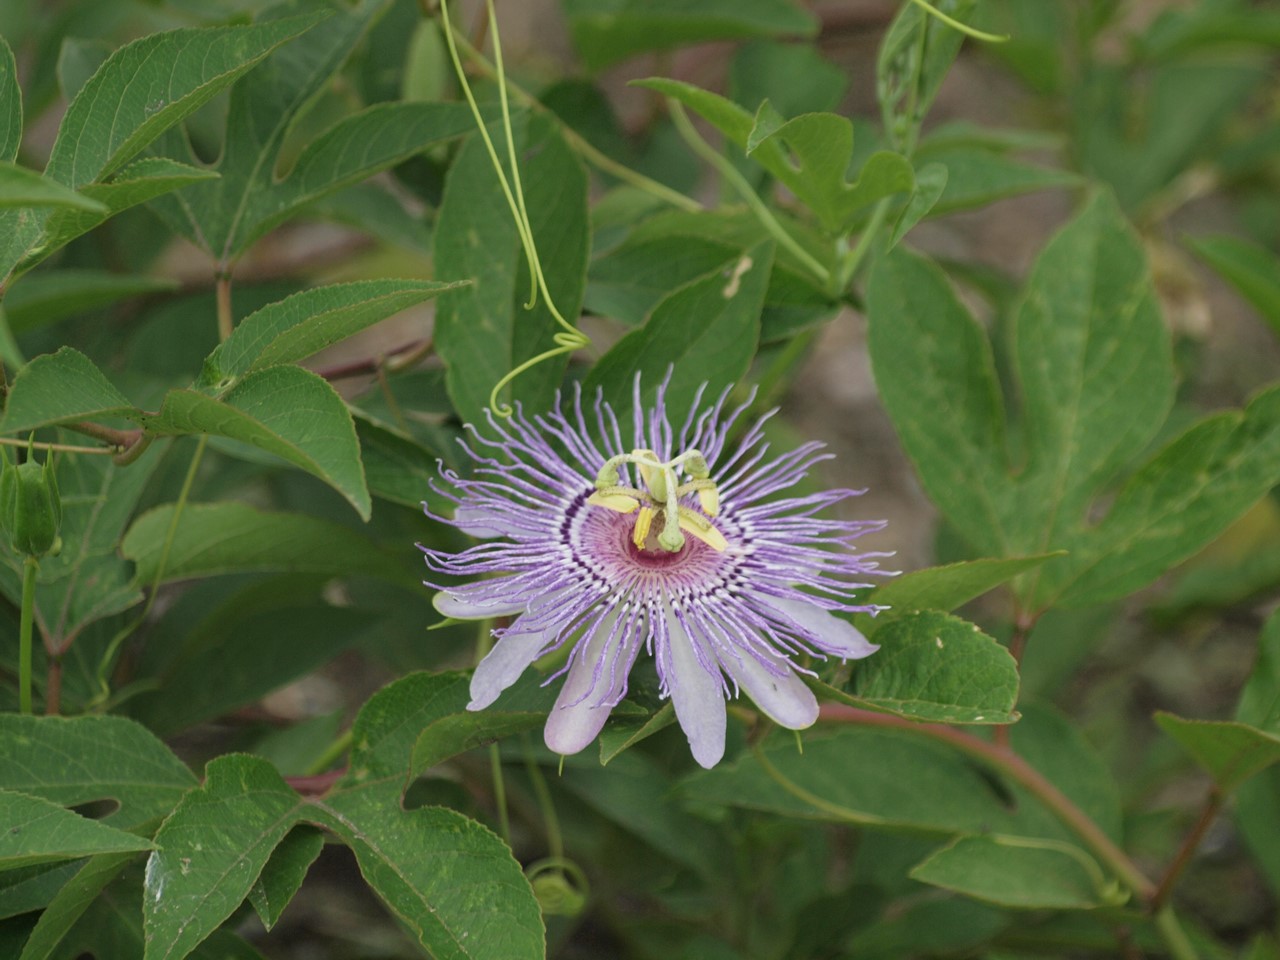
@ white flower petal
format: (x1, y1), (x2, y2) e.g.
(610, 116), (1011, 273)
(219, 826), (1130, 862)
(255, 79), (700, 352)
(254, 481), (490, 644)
(767, 596), (878, 660)
(723, 644), (818, 730)
(544, 610), (625, 757)
(453, 505), (508, 539)
(666, 611), (726, 769)
(468, 621), (552, 711)
(433, 581), (527, 620)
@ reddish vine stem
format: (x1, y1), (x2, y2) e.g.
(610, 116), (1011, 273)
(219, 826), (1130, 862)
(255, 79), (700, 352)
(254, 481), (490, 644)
(313, 337), (432, 382)
(284, 769), (347, 797)
(1151, 785), (1224, 911)
(817, 703), (1158, 902)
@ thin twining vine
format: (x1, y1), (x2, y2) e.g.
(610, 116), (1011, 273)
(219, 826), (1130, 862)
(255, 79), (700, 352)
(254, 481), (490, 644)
(437, 0), (591, 418)
(906, 0), (1009, 43)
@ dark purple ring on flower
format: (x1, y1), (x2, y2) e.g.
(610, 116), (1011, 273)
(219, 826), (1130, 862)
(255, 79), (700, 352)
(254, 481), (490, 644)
(419, 377), (892, 769)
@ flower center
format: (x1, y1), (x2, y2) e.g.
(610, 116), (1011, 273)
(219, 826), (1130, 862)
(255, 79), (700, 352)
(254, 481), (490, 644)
(587, 447), (727, 554)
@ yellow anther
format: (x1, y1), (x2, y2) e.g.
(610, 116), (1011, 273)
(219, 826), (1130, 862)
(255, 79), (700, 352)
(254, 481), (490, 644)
(588, 490), (640, 514)
(632, 506), (657, 549)
(677, 506), (728, 552)
(698, 485), (720, 517)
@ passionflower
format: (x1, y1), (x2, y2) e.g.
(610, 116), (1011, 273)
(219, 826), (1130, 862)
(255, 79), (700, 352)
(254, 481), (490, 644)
(421, 381), (889, 768)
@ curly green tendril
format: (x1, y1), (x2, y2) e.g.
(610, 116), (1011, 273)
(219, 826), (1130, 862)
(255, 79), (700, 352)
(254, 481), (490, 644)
(438, 0), (591, 418)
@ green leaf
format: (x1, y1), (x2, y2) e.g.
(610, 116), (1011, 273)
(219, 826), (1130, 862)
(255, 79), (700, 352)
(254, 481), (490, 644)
(45, 13), (327, 189)
(233, 101), (475, 255)
(586, 235), (743, 326)
(868, 192), (1280, 610)
(353, 416), (444, 509)
(247, 826), (323, 932)
(851, 611), (1020, 724)
(0, 715), (196, 830)
(888, 162), (947, 249)
(913, 146), (1079, 215)
(599, 703), (677, 765)
(143, 755), (303, 960)
(24, 157), (217, 272)
(145, 2), (381, 259)
(867, 246), (1011, 559)
(1057, 383), (1280, 606)
(410, 679), (561, 777)
(909, 835), (1117, 910)
(212, 279), (465, 380)
(862, 555), (1058, 630)
(559, 749), (730, 878)
(142, 366), (371, 519)
(0, 36), (19, 163)
(125, 578), (375, 736)
(436, 113), (589, 425)
(1186, 233), (1280, 335)
(563, 0), (815, 71)
(585, 240), (772, 425)
(1155, 713), (1280, 793)
(689, 726), (1021, 832)
(3, 270), (179, 334)
(746, 108), (913, 233)
(121, 502), (411, 587)
(313, 783), (546, 960)
(632, 77), (755, 147)
(16, 852), (136, 960)
(0, 790), (154, 868)
(0, 164), (108, 212)
(0, 347), (135, 433)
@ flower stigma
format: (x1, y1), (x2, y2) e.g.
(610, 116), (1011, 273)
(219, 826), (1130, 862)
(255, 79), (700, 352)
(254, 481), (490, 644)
(587, 448), (727, 554)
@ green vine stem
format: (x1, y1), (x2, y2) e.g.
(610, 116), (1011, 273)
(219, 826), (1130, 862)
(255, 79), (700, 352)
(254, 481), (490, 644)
(0, 435), (116, 456)
(445, 31), (701, 214)
(18, 555), (37, 713)
(905, 0), (1009, 43)
(667, 100), (832, 290)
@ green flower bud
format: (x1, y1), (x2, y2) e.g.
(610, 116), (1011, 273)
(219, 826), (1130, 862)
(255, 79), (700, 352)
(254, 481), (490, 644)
(0, 448), (62, 558)
(526, 861), (588, 917)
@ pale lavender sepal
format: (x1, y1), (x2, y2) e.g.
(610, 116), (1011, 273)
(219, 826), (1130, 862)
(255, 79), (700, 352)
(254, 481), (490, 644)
(766, 596), (879, 660)
(723, 646), (820, 730)
(666, 610), (727, 769)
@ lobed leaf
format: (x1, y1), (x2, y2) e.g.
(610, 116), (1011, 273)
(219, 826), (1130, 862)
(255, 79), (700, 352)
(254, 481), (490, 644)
(46, 13), (327, 189)
(247, 827), (324, 932)
(0, 790), (154, 869)
(143, 756), (304, 960)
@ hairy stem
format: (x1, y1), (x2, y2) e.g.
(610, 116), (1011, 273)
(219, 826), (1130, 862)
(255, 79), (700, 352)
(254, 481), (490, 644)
(0, 435), (116, 456)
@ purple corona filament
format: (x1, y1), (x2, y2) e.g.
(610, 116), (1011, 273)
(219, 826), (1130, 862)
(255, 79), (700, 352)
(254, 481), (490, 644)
(420, 380), (891, 769)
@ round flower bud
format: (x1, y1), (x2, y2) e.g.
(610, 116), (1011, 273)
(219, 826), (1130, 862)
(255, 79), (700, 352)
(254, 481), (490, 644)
(529, 870), (587, 917)
(0, 451), (62, 558)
